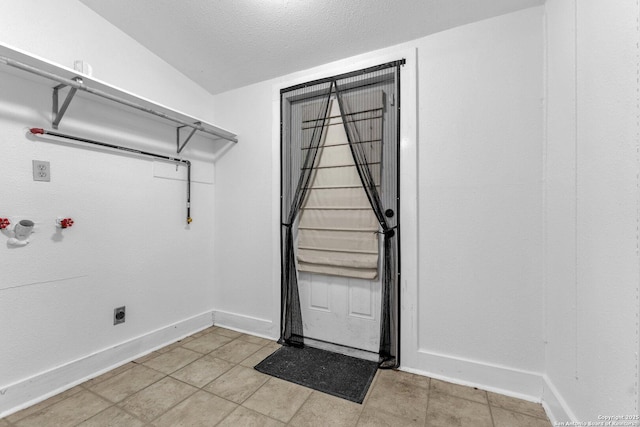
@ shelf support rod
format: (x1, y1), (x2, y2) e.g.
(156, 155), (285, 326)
(52, 79), (81, 129)
(177, 122), (200, 154)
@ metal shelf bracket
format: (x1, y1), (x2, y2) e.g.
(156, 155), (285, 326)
(0, 49), (237, 146)
(52, 77), (82, 129)
(177, 122), (201, 154)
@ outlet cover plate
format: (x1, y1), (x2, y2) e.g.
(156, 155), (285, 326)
(32, 160), (50, 182)
(114, 306), (126, 325)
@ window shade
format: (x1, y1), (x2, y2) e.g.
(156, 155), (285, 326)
(297, 94), (383, 279)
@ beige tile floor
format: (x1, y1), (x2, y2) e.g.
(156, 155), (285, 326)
(2, 326), (552, 426)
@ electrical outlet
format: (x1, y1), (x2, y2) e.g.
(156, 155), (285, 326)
(32, 160), (50, 182)
(113, 306), (126, 325)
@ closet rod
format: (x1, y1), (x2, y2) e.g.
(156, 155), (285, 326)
(0, 55), (238, 144)
(29, 127), (193, 225)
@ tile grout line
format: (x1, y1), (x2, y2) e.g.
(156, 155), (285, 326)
(71, 388), (132, 426)
(183, 334), (279, 422)
(100, 351), (205, 424)
(426, 383), (552, 426)
(143, 377), (200, 425)
(283, 389), (316, 425)
(8, 380), (93, 424)
(199, 338), (285, 424)
(428, 388), (489, 407)
(143, 334), (273, 425)
(489, 402), (551, 423)
(79, 387), (148, 427)
(72, 387), (111, 426)
(427, 385), (550, 423)
(82, 361), (137, 389)
(487, 401), (550, 422)
(236, 376), (276, 417)
(422, 378), (431, 427)
(486, 391), (497, 427)
(352, 368), (381, 426)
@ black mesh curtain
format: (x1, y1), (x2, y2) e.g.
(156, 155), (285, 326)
(334, 78), (396, 364)
(280, 83), (333, 347)
(280, 62), (402, 366)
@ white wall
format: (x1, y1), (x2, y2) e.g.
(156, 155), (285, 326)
(0, 0), (220, 416)
(4, 0), (637, 421)
(0, 0), (214, 121)
(415, 7), (544, 397)
(209, 81), (278, 335)
(211, 5), (545, 401)
(212, 2), (639, 418)
(544, 0), (640, 422)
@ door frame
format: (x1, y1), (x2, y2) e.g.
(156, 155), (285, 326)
(270, 46), (418, 369)
(278, 60), (404, 364)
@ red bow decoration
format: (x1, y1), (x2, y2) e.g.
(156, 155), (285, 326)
(59, 218), (74, 229)
(0, 218), (10, 229)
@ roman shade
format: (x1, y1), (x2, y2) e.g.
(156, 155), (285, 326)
(297, 95), (383, 279)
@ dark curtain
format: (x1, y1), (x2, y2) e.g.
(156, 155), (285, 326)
(280, 84), (333, 347)
(334, 80), (397, 365)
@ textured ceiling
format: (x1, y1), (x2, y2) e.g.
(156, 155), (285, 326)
(79, 0), (543, 95)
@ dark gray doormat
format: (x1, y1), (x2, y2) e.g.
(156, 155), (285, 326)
(254, 345), (378, 404)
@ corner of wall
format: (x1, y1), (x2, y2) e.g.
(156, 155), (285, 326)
(212, 310), (277, 341)
(543, 0), (640, 421)
(541, 375), (576, 425)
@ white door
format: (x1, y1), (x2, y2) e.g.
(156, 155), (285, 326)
(296, 98), (382, 354)
(298, 272), (381, 353)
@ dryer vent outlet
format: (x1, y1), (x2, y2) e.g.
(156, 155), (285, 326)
(114, 306), (126, 325)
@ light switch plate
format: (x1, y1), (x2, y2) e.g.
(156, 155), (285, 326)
(32, 160), (50, 182)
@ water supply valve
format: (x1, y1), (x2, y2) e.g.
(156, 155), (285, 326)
(8, 219), (35, 246)
(56, 217), (74, 229)
(0, 218), (10, 230)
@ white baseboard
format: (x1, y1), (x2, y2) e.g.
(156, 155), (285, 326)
(541, 374), (575, 424)
(0, 311), (214, 418)
(402, 349), (545, 404)
(212, 310), (277, 340)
